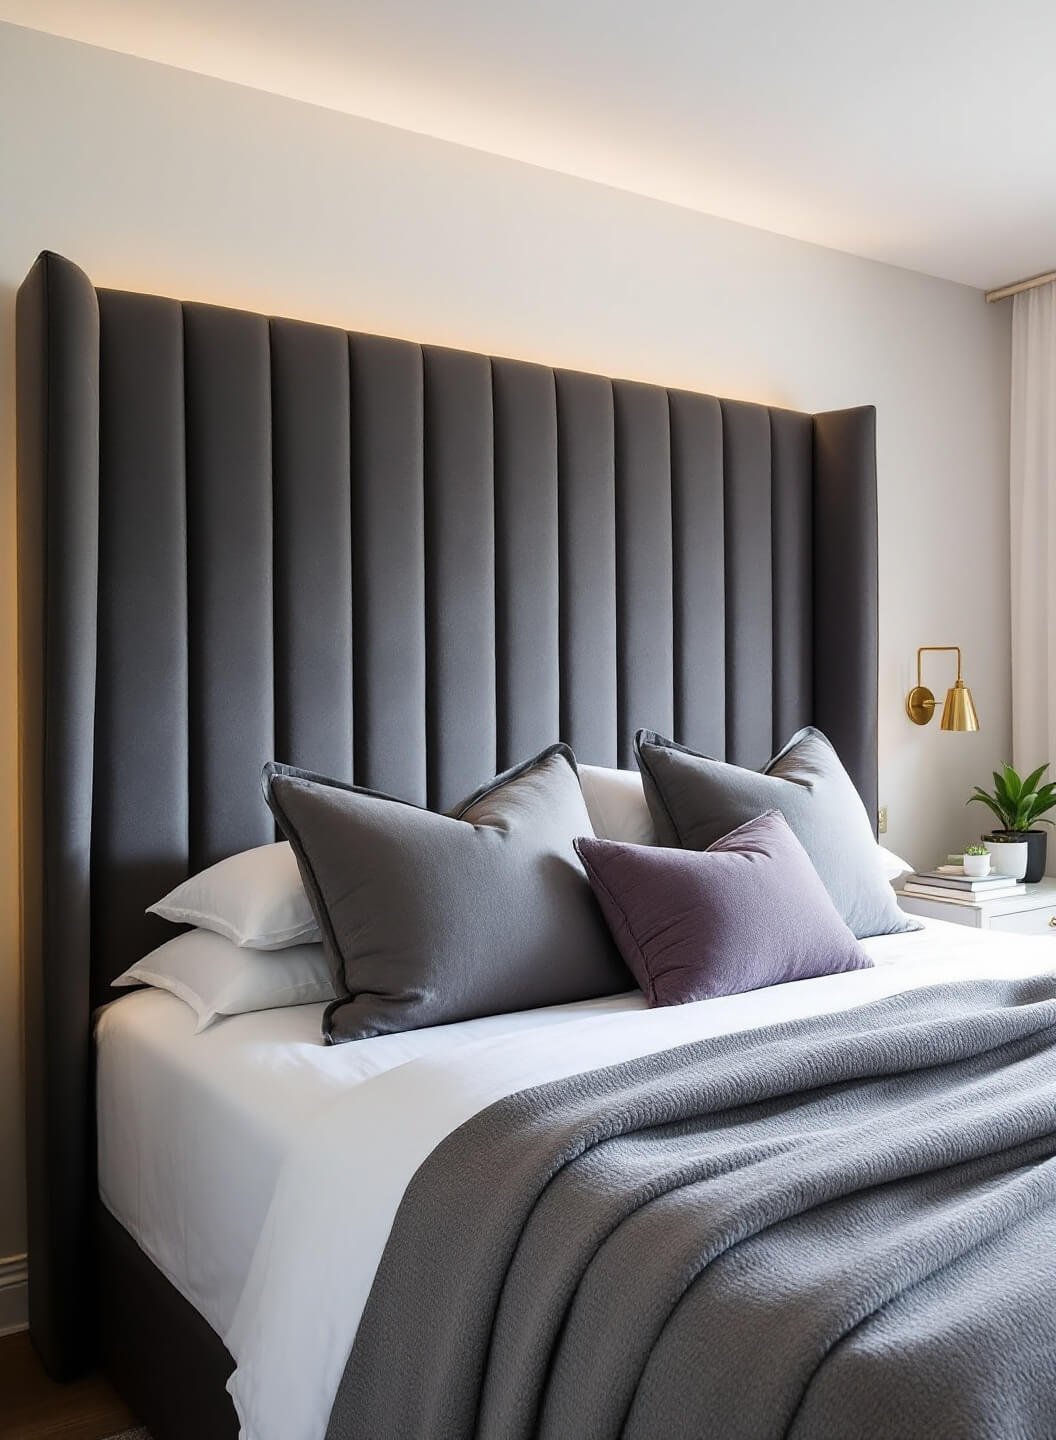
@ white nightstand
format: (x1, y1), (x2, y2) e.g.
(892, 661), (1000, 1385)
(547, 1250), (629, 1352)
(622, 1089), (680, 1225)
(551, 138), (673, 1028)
(896, 876), (1056, 934)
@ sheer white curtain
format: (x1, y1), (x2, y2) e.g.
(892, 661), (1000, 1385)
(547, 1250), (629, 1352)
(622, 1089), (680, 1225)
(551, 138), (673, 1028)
(1010, 281), (1056, 799)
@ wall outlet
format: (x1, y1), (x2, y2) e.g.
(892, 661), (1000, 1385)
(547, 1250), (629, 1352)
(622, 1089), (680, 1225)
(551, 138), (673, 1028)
(877, 806), (888, 834)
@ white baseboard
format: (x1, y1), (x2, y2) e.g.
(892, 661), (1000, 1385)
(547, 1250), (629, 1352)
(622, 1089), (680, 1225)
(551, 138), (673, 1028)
(0, 1254), (28, 1336)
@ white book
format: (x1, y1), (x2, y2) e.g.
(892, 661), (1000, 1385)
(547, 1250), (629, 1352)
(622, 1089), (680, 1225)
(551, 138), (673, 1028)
(909, 877), (1024, 894)
(913, 869), (1023, 891)
(902, 882), (1025, 905)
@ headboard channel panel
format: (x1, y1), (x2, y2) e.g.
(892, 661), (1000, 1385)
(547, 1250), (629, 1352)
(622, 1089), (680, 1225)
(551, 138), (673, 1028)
(183, 303), (276, 874)
(422, 346), (498, 809)
(17, 250), (878, 1376)
(721, 398), (774, 770)
(348, 333), (427, 805)
(492, 358), (561, 769)
(270, 317), (355, 783)
(555, 369), (619, 762)
(770, 407), (815, 744)
(669, 390), (726, 753)
(614, 380), (675, 765)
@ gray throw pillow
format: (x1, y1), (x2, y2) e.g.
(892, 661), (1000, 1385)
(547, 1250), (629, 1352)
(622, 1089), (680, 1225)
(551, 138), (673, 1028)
(263, 745), (632, 1043)
(634, 727), (919, 940)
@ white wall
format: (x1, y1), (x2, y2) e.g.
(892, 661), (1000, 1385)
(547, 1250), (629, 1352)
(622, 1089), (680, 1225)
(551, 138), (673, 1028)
(0, 22), (1012, 1318)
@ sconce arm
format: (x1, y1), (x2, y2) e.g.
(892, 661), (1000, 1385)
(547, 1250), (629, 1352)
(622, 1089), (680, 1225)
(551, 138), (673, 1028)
(916, 645), (962, 689)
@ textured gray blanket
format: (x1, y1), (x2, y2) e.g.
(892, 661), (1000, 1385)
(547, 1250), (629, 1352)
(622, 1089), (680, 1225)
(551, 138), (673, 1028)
(329, 978), (1056, 1439)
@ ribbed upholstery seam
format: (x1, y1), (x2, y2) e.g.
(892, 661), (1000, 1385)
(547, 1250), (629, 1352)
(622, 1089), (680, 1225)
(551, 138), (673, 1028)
(607, 379), (618, 764)
(348, 334), (362, 786)
(490, 355), (503, 771)
(181, 301), (195, 872)
(667, 388), (680, 745)
(346, 336), (355, 783)
(264, 318), (276, 824)
(555, 372), (566, 745)
(608, 379), (618, 766)
(422, 345), (436, 810)
(769, 407), (778, 756)
(177, 304), (190, 877)
(719, 398), (732, 762)
(267, 317), (281, 817)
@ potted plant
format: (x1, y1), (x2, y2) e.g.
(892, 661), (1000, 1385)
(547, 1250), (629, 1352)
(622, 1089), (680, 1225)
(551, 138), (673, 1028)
(967, 762), (1056, 883)
(962, 842), (991, 878)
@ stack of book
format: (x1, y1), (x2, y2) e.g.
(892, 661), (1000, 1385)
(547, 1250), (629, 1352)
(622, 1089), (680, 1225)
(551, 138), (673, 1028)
(901, 869), (1026, 905)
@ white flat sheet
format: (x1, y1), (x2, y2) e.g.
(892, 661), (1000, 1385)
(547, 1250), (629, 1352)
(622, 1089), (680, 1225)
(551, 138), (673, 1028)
(96, 920), (1056, 1440)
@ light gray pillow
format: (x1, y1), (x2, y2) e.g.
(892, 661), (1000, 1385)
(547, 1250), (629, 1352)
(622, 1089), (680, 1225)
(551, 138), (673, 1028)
(263, 745), (632, 1043)
(634, 727), (919, 940)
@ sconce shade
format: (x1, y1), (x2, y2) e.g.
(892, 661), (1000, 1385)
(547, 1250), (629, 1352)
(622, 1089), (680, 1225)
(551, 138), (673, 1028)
(940, 679), (979, 732)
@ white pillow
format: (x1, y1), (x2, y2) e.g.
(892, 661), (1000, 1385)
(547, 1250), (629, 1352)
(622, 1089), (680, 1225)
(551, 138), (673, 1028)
(113, 929), (336, 1032)
(147, 841), (319, 949)
(878, 845), (912, 882)
(579, 764), (658, 845)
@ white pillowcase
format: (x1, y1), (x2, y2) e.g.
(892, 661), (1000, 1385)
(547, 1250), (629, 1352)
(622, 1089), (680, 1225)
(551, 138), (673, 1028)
(579, 764), (658, 845)
(878, 845), (913, 882)
(113, 929), (336, 1032)
(148, 841), (320, 949)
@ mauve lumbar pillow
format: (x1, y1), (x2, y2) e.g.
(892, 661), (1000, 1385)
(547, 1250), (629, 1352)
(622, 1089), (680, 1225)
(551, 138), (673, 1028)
(574, 810), (871, 1008)
(263, 744), (632, 1043)
(634, 726), (918, 940)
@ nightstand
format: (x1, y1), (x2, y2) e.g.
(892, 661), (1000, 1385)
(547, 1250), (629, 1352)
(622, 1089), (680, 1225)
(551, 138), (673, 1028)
(896, 876), (1056, 934)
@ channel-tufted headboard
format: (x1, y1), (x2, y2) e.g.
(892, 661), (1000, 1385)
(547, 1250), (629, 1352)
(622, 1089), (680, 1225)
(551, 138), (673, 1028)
(17, 250), (877, 1375)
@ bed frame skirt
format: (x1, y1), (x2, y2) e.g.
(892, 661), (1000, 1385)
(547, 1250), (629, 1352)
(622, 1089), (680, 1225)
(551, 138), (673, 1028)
(95, 1203), (238, 1439)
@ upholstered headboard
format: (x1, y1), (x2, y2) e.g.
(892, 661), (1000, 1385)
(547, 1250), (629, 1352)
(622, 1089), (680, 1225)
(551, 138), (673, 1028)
(17, 250), (878, 1375)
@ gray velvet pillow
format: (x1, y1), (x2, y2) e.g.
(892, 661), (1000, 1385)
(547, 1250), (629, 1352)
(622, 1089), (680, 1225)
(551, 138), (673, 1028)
(263, 745), (632, 1043)
(575, 811), (871, 1007)
(634, 726), (918, 940)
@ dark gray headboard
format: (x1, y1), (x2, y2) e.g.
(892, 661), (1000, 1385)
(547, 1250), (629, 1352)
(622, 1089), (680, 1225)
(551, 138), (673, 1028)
(17, 250), (877, 1375)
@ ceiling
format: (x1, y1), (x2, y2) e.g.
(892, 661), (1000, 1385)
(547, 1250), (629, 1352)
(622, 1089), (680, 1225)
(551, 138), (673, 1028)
(4, 0), (1055, 290)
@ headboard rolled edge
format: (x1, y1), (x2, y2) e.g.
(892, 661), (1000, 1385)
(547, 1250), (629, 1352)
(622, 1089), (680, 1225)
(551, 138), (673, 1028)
(17, 251), (101, 1378)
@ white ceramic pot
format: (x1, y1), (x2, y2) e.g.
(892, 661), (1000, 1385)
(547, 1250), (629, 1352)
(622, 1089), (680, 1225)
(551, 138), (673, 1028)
(985, 839), (1029, 880)
(962, 852), (991, 878)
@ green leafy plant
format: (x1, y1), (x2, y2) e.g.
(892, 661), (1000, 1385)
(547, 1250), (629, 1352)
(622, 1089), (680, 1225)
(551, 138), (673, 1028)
(963, 842), (989, 856)
(967, 763), (1056, 834)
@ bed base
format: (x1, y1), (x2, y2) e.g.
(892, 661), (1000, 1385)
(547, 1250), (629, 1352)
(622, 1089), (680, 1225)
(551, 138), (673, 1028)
(95, 1203), (238, 1440)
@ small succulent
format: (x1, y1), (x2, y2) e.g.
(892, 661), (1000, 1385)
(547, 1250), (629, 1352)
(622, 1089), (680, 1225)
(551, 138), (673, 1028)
(963, 842), (988, 857)
(967, 762), (1056, 834)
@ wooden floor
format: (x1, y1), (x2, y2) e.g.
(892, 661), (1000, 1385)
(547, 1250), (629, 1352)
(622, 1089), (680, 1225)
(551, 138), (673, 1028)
(0, 1332), (138, 1440)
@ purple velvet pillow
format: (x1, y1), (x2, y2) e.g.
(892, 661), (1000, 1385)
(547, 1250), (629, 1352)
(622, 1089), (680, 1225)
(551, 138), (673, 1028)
(573, 809), (871, 1007)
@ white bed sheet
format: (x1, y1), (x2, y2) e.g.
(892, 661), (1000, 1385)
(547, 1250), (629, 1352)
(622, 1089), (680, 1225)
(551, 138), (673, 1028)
(96, 920), (1056, 1440)
(95, 983), (645, 1336)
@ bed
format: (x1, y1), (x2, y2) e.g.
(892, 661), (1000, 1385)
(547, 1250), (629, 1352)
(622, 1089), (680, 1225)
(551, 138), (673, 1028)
(19, 251), (1055, 1439)
(93, 922), (1053, 1439)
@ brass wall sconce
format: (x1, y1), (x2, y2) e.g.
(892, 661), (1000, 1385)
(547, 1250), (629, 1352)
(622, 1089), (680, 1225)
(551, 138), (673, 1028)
(905, 647), (979, 731)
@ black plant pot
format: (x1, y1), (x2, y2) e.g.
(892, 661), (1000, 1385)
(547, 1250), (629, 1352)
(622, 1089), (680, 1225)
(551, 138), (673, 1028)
(987, 830), (1048, 884)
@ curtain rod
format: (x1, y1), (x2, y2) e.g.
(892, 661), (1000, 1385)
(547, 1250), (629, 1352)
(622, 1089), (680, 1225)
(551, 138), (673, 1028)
(985, 270), (1056, 303)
